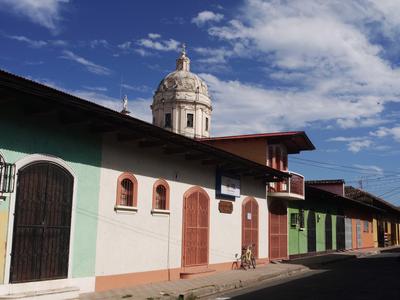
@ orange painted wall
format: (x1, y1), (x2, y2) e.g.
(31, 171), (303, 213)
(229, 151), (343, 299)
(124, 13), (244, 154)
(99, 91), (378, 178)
(346, 209), (374, 249)
(203, 139), (267, 165)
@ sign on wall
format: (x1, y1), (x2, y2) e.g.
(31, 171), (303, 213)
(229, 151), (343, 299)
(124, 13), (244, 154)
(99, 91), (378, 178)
(216, 169), (241, 200)
(220, 176), (240, 197)
(218, 201), (233, 214)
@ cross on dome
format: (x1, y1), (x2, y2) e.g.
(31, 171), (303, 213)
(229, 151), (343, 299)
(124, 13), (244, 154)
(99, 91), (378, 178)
(176, 43), (190, 71)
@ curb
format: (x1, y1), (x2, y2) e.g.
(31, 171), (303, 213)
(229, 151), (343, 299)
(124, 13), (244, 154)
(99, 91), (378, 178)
(177, 251), (381, 299)
(177, 266), (309, 299)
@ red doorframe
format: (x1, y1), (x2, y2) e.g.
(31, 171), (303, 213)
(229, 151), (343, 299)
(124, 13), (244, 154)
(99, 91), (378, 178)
(182, 186), (210, 268)
(269, 199), (288, 260)
(242, 197), (259, 258)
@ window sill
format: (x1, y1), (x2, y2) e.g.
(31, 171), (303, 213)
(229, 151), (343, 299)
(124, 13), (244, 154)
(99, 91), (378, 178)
(151, 209), (170, 216)
(114, 205), (138, 213)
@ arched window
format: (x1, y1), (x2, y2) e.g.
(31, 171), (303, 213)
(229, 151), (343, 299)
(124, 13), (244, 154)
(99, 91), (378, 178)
(116, 173), (138, 209)
(152, 179), (170, 212)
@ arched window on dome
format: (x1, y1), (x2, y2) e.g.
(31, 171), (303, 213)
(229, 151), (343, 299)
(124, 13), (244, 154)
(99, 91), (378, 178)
(152, 179), (170, 214)
(115, 172), (138, 211)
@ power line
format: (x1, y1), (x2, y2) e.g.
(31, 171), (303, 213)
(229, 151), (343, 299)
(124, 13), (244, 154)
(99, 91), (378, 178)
(291, 157), (400, 175)
(377, 186), (400, 198)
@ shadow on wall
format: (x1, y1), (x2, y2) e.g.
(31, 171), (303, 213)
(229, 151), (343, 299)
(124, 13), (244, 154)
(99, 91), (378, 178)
(101, 134), (267, 200)
(0, 103), (102, 169)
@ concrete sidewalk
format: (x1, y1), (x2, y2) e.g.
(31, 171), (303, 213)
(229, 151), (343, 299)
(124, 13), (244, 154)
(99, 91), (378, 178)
(79, 247), (396, 300)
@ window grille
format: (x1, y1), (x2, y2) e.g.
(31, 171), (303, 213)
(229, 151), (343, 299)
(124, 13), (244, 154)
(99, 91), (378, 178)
(0, 156), (15, 193)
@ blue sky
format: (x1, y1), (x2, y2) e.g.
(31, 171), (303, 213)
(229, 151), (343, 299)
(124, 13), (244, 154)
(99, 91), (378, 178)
(1, 0), (400, 204)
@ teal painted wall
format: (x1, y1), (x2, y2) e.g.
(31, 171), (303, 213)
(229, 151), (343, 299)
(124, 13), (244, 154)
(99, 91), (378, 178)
(288, 201), (338, 256)
(0, 104), (102, 279)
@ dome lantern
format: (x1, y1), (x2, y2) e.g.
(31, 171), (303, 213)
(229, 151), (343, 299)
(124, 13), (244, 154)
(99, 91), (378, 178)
(176, 43), (190, 72)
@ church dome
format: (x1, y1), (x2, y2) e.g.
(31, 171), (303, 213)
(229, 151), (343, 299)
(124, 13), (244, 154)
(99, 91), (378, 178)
(151, 45), (212, 139)
(156, 70), (210, 99)
(153, 45), (211, 107)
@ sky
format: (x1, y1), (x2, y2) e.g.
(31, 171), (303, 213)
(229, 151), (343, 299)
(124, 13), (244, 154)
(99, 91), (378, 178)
(1, 0), (400, 204)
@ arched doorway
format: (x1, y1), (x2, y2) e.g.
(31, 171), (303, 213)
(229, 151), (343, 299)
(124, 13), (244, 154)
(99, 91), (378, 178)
(307, 211), (316, 253)
(325, 213), (332, 250)
(242, 197), (259, 258)
(269, 200), (287, 260)
(182, 187), (209, 267)
(10, 162), (73, 283)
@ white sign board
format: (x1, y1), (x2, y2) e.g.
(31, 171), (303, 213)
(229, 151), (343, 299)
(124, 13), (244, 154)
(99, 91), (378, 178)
(220, 176), (241, 197)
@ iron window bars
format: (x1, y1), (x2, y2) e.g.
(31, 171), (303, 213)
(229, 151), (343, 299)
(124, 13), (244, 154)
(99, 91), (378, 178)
(0, 162), (16, 193)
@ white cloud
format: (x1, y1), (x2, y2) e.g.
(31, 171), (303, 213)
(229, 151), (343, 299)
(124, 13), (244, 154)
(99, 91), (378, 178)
(148, 33), (161, 39)
(370, 126), (400, 142)
(193, 47), (233, 64)
(200, 73), (385, 136)
(7, 35), (47, 48)
(347, 140), (373, 153)
(137, 37), (180, 52)
(90, 39), (109, 49)
(82, 86), (108, 92)
(327, 136), (372, 153)
(203, 0), (400, 131)
(353, 164), (384, 175)
(121, 83), (150, 93)
(60, 50), (111, 76)
(0, 0), (69, 33)
(134, 48), (153, 57)
(192, 10), (224, 27)
(118, 41), (132, 50)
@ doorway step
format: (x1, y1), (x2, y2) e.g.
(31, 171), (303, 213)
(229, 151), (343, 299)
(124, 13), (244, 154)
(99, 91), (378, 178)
(180, 267), (216, 279)
(0, 286), (79, 300)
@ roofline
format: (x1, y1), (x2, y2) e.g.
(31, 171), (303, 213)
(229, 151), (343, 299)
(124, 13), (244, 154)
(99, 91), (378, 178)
(306, 179), (345, 185)
(200, 131), (305, 141)
(0, 68), (289, 181)
(199, 131), (316, 151)
(345, 186), (400, 213)
(307, 185), (384, 212)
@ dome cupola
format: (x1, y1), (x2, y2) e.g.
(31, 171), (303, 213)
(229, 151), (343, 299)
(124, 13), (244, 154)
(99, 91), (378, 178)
(151, 44), (212, 138)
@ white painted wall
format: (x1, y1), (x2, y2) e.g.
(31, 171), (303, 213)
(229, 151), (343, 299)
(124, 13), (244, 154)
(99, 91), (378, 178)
(95, 135), (268, 276)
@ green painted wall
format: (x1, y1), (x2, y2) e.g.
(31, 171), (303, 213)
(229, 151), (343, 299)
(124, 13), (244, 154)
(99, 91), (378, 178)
(288, 201), (338, 256)
(0, 104), (102, 281)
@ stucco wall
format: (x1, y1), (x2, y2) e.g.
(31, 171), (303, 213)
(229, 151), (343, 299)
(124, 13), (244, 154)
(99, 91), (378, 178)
(95, 136), (267, 278)
(203, 139), (267, 165)
(0, 104), (102, 283)
(288, 202), (338, 256)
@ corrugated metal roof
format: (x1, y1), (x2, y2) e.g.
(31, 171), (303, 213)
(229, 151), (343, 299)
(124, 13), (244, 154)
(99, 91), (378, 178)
(0, 68), (289, 181)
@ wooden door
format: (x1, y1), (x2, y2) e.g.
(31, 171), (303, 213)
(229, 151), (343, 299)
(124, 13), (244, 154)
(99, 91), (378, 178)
(336, 215), (346, 250)
(269, 200), (287, 260)
(307, 211), (316, 253)
(183, 188), (209, 267)
(242, 198), (258, 258)
(356, 219), (362, 248)
(10, 162), (73, 283)
(325, 214), (332, 250)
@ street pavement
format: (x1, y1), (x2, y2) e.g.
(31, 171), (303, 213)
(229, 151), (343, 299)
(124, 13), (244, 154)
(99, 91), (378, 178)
(216, 248), (400, 300)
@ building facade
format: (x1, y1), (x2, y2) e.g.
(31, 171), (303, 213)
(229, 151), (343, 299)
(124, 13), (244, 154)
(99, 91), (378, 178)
(201, 132), (315, 261)
(0, 69), (287, 296)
